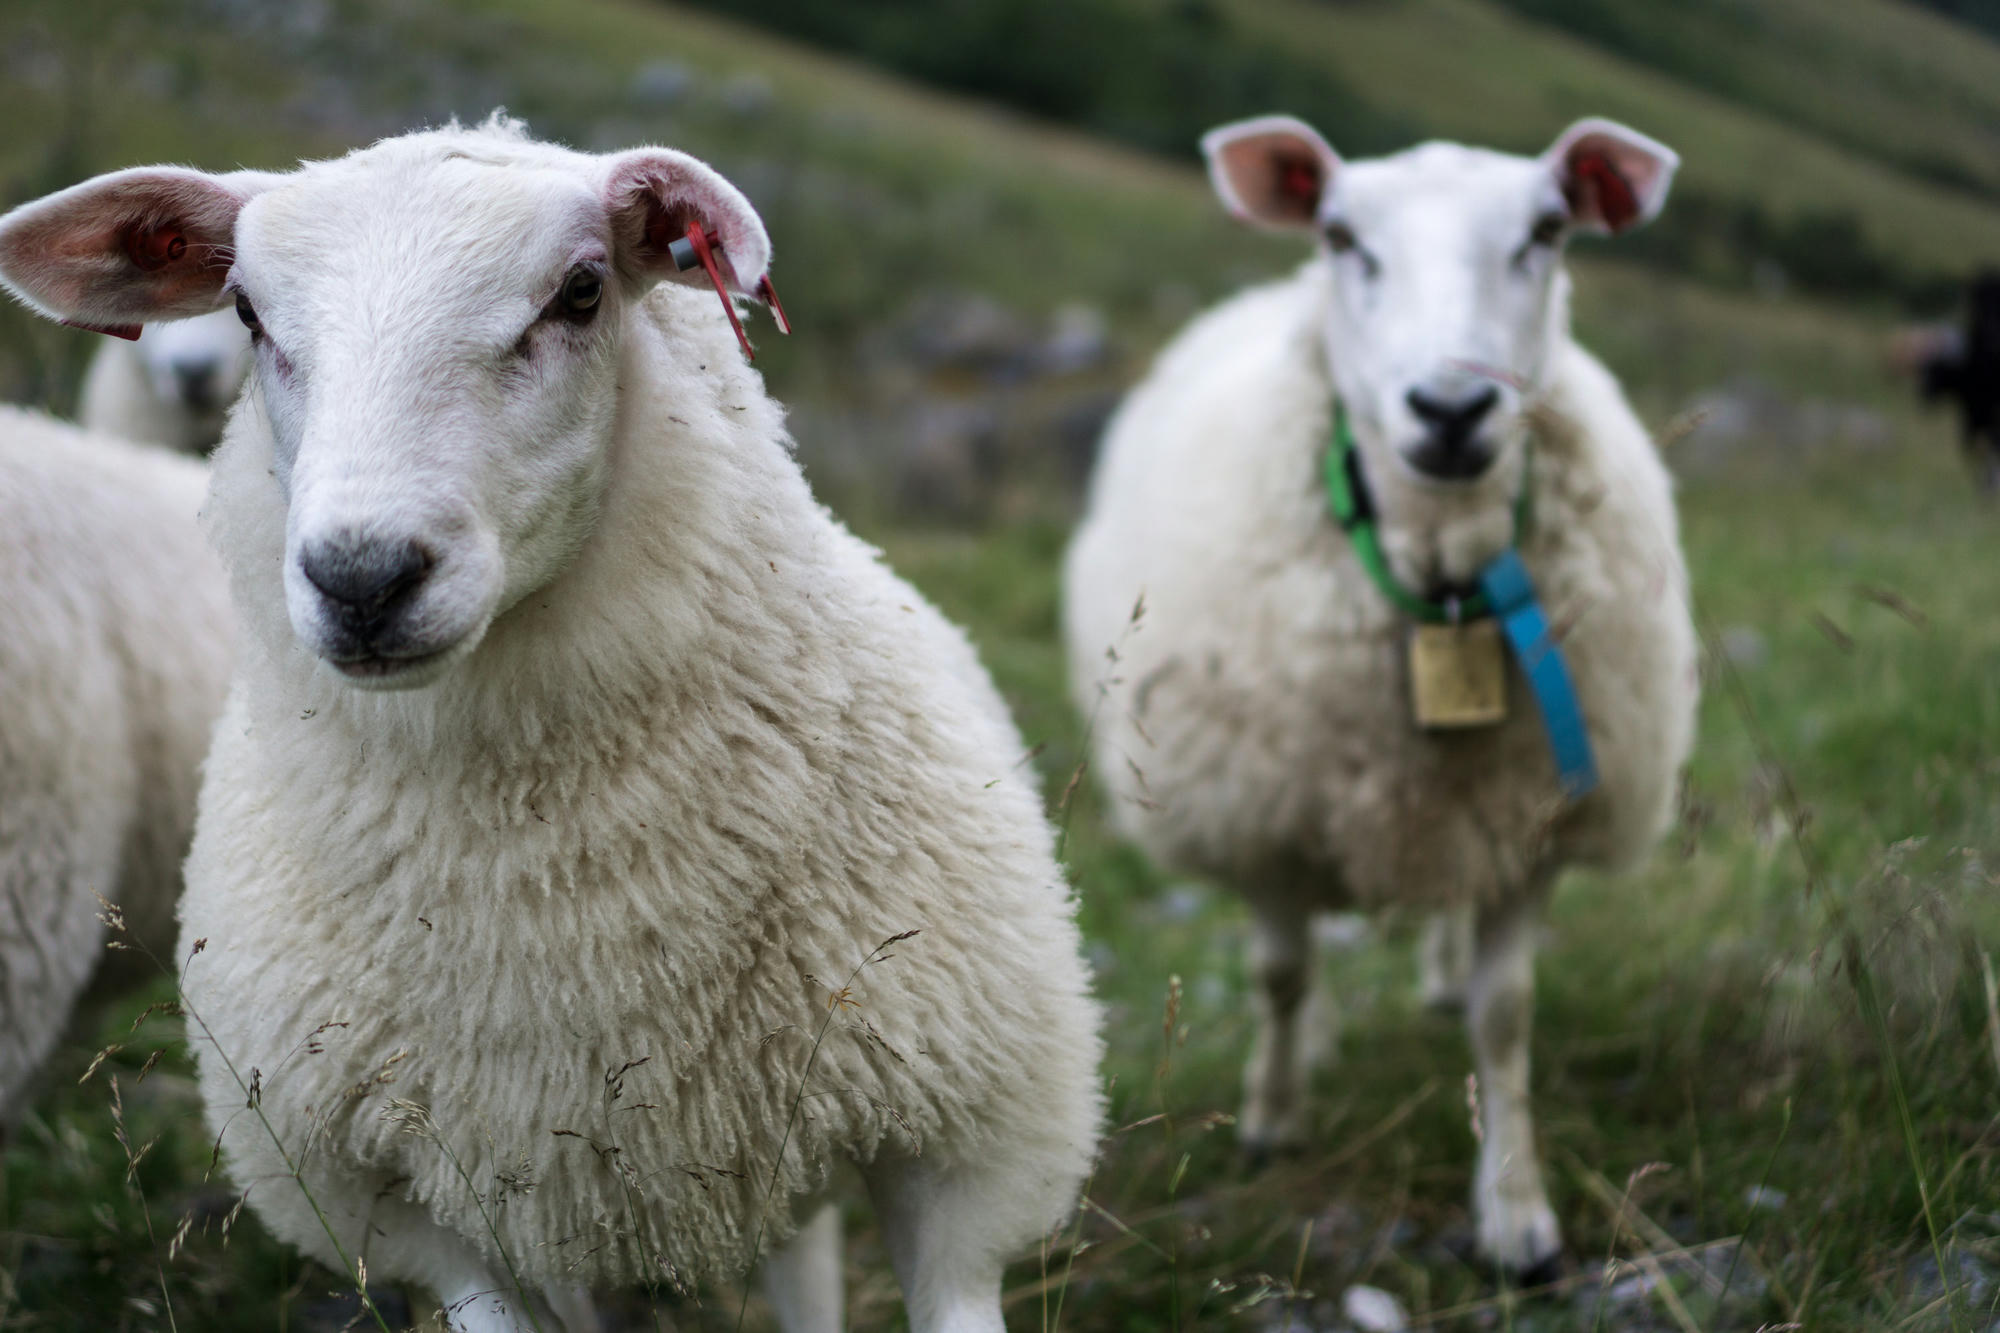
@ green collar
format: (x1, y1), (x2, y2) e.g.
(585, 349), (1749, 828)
(1321, 398), (1534, 623)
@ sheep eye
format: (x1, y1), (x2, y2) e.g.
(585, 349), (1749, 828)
(1529, 212), (1567, 247)
(1323, 221), (1358, 254)
(556, 268), (602, 321)
(234, 290), (262, 336)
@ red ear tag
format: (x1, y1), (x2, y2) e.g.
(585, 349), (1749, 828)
(1574, 153), (1638, 232)
(675, 222), (755, 361)
(61, 318), (143, 341)
(756, 275), (790, 336)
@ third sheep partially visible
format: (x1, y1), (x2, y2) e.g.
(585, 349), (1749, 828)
(0, 406), (233, 1125)
(78, 307), (251, 453)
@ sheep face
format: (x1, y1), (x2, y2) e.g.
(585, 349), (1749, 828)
(135, 307), (253, 419)
(0, 120), (774, 692)
(1202, 116), (1676, 485)
(230, 152), (639, 690)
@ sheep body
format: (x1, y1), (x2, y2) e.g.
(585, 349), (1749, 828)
(1064, 260), (1695, 913)
(181, 274), (1104, 1293)
(0, 406), (232, 1123)
(77, 308), (251, 453)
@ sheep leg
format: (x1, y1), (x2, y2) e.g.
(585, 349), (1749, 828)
(365, 1202), (589, 1333)
(539, 1284), (599, 1332)
(1466, 896), (1561, 1276)
(1299, 919), (1340, 1074)
(1239, 897), (1315, 1156)
(759, 1200), (844, 1333)
(1417, 906), (1476, 1012)
(434, 1273), (542, 1333)
(428, 1270), (597, 1333)
(863, 1154), (1009, 1333)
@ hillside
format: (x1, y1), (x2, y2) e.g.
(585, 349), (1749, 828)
(1488, 0), (2000, 200)
(682, 0), (2000, 305)
(0, 0), (1945, 424)
(1227, 0), (2000, 300)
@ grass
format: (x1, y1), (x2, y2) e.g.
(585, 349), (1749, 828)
(864, 409), (2000, 1331)
(15, 399), (1992, 1332)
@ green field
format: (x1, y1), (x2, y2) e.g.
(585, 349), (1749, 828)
(14, 416), (1998, 1332)
(3, 0), (1999, 1329)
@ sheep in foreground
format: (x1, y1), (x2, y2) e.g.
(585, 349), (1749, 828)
(78, 307), (251, 453)
(0, 406), (233, 1126)
(0, 116), (1104, 1333)
(1063, 115), (1698, 1273)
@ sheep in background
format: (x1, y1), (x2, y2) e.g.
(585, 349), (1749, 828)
(0, 117), (1104, 1333)
(78, 307), (250, 453)
(0, 406), (233, 1127)
(1063, 115), (1698, 1275)
(1892, 271), (2000, 494)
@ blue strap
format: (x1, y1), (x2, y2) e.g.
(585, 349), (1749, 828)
(1477, 550), (1599, 798)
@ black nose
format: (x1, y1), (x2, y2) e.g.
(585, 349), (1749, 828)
(299, 538), (433, 643)
(173, 361), (219, 412)
(1406, 384), (1500, 478)
(1407, 385), (1499, 439)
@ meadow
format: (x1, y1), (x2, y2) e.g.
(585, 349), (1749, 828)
(2, 1), (1999, 1329)
(11, 398), (1998, 1333)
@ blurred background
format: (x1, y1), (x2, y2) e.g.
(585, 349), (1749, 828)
(3, 1), (1999, 1330)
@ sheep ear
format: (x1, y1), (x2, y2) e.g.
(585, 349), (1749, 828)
(602, 149), (771, 296)
(1542, 119), (1678, 235)
(0, 168), (277, 336)
(1200, 115), (1341, 232)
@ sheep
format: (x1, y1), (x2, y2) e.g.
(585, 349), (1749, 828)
(1062, 115), (1698, 1275)
(1898, 271), (2000, 494)
(0, 115), (1105, 1333)
(0, 405), (233, 1127)
(77, 307), (251, 453)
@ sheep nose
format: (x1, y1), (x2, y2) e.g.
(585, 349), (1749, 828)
(1404, 384), (1501, 479)
(172, 360), (219, 411)
(298, 538), (433, 640)
(1406, 384), (1499, 441)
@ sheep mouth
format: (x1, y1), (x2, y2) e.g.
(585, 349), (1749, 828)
(1404, 436), (1499, 481)
(324, 643), (457, 689)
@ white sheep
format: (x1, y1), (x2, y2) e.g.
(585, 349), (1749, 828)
(1063, 116), (1698, 1274)
(0, 116), (1104, 1333)
(0, 405), (233, 1126)
(77, 307), (251, 453)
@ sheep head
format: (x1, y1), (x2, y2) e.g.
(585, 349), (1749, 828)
(128, 307), (255, 423)
(1202, 115), (1676, 487)
(0, 118), (779, 692)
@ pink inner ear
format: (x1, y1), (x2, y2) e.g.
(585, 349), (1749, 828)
(124, 223), (188, 273)
(1574, 152), (1638, 231)
(1274, 152), (1323, 209)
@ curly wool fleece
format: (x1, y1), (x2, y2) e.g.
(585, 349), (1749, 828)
(0, 407), (232, 1125)
(1063, 261), (1698, 912)
(181, 238), (1104, 1293)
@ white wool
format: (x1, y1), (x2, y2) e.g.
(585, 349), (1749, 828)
(1064, 256), (1697, 909)
(77, 308), (251, 453)
(0, 407), (232, 1123)
(173, 124), (1104, 1299)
